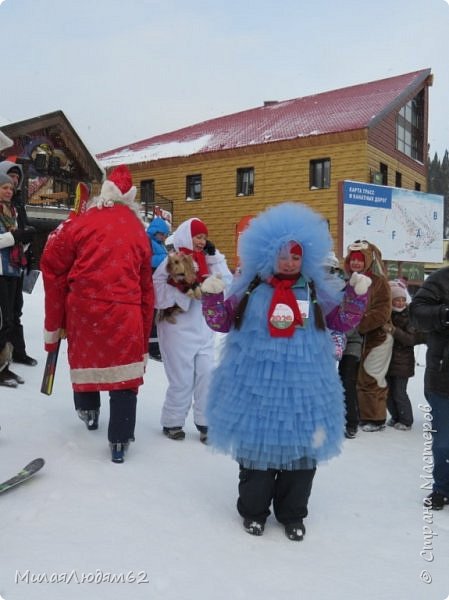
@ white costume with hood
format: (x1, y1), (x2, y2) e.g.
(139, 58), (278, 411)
(153, 218), (232, 428)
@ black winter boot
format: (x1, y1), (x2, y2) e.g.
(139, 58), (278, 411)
(77, 409), (100, 430)
(284, 521), (305, 541)
(243, 518), (265, 536)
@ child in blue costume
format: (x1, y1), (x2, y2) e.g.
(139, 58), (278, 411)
(201, 202), (371, 541)
(146, 217), (170, 360)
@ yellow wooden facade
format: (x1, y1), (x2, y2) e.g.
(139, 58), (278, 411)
(128, 130), (427, 269)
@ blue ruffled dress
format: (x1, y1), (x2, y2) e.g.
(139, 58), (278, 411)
(206, 277), (345, 470)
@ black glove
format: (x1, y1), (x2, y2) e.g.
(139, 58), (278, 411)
(204, 240), (216, 256)
(11, 226), (35, 244)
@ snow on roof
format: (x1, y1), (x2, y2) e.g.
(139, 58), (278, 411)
(98, 69), (431, 167)
(0, 128), (13, 151)
(98, 134), (213, 168)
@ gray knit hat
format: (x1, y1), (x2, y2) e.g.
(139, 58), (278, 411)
(0, 173), (13, 187)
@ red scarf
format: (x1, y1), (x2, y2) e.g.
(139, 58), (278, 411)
(178, 247), (209, 282)
(267, 276), (303, 337)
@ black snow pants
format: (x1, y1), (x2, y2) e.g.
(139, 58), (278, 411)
(73, 389), (137, 443)
(237, 465), (316, 525)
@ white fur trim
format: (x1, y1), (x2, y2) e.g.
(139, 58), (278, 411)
(122, 186), (137, 204)
(100, 180), (123, 203)
(100, 181), (137, 205)
(70, 360), (145, 385)
(44, 329), (61, 344)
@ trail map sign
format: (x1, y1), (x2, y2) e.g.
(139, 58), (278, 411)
(342, 180), (444, 263)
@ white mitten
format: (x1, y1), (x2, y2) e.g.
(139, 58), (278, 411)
(201, 274), (225, 294)
(349, 272), (372, 295)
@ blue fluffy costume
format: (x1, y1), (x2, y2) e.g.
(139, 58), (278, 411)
(206, 203), (346, 470)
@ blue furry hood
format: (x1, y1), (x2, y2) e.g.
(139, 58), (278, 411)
(147, 217), (170, 239)
(232, 202), (338, 305)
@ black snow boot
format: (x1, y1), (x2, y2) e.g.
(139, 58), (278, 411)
(284, 522), (306, 541)
(77, 409), (100, 430)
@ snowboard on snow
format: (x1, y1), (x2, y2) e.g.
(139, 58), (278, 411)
(0, 458), (45, 494)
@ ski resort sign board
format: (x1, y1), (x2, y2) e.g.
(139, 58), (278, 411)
(341, 180), (444, 263)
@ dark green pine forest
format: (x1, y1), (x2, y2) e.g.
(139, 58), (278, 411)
(428, 149), (449, 238)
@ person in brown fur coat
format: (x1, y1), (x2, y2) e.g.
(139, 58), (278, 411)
(343, 241), (393, 432)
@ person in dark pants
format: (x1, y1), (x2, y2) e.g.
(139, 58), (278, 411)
(237, 467), (316, 532)
(384, 279), (425, 431)
(338, 328), (363, 438)
(201, 203), (371, 541)
(41, 165), (154, 464)
(73, 390), (137, 444)
(0, 161), (37, 366)
(409, 261), (449, 510)
(0, 172), (35, 387)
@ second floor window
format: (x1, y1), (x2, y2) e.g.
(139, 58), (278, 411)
(236, 167), (254, 196)
(141, 179), (155, 206)
(309, 159), (330, 189)
(186, 174), (202, 200)
(396, 90), (425, 162)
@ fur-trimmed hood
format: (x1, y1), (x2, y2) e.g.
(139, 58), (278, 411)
(344, 239), (386, 276)
(0, 160), (23, 190)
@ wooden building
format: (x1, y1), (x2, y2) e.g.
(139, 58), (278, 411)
(98, 69), (433, 269)
(1, 110), (103, 261)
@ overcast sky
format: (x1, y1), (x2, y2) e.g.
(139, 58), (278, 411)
(1, 0), (449, 157)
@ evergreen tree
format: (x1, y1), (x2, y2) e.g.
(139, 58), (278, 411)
(427, 150), (449, 238)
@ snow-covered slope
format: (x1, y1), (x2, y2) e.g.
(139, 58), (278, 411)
(1, 278), (448, 600)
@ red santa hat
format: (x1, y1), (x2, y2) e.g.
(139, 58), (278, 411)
(190, 218), (208, 237)
(100, 165), (137, 205)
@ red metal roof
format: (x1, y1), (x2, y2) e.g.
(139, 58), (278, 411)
(98, 69), (431, 165)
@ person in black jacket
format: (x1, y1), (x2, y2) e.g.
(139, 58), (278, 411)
(409, 262), (449, 510)
(383, 280), (425, 431)
(0, 161), (37, 366)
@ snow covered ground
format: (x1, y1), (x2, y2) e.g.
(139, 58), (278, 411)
(1, 277), (448, 600)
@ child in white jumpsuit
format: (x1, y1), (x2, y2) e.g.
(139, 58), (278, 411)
(153, 218), (232, 441)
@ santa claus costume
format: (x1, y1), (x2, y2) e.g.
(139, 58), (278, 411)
(153, 217), (232, 441)
(41, 165), (154, 463)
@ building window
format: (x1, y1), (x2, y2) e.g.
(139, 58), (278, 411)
(395, 171), (402, 187)
(396, 90), (424, 162)
(141, 179), (155, 205)
(186, 174), (202, 200)
(53, 179), (70, 195)
(415, 182), (421, 191)
(380, 163), (388, 185)
(309, 159), (330, 189)
(236, 167), (254, 196)
(141, 179), (155, 218)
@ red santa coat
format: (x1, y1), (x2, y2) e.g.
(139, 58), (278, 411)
(41, 204), (154, 392)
